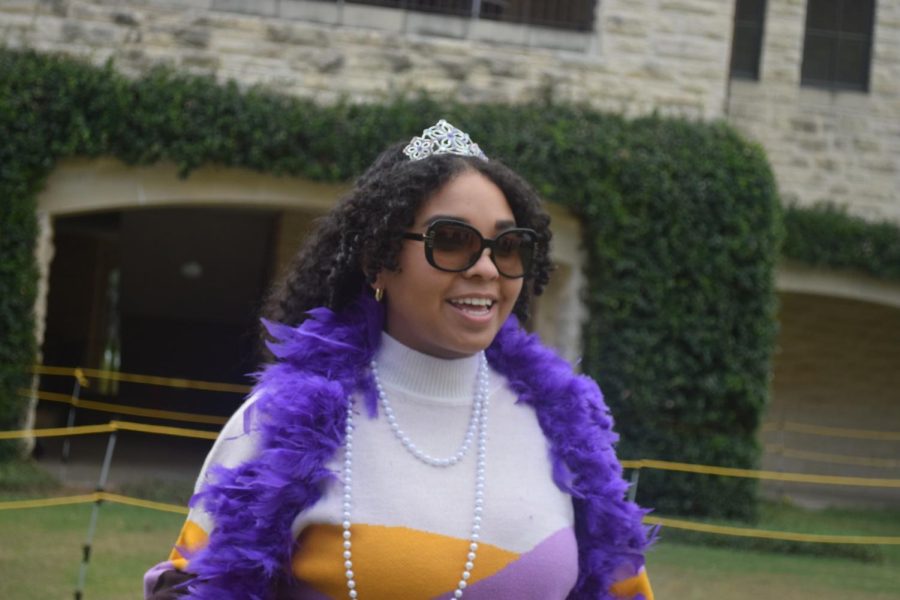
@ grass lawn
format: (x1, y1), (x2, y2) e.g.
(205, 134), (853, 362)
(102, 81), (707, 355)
(0, 500), (184, 600)
(649, 541), (900, 600)
(2, 461), (899, 599)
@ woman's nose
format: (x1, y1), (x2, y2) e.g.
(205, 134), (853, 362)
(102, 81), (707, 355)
(464, 247), (500, 279)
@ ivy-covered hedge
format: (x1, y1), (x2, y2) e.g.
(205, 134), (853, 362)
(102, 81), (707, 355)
(783, 203), (900, 280)
(0, 49), (788, 519)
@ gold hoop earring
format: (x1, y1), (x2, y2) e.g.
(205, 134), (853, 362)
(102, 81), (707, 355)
(374, 288), (384, 302)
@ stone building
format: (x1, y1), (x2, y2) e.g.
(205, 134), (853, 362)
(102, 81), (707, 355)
(3, 0), (898, 504)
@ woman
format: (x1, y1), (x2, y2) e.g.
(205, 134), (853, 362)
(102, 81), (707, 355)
(145, 120), (654, 599)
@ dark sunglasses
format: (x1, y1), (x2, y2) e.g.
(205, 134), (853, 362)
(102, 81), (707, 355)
(402, 219), (537, 279)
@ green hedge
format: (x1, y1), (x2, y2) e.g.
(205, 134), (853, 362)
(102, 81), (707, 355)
(0, 49), (787, 519)
(783, 203), (900, 280)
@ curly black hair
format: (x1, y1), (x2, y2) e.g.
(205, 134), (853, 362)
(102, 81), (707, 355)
(264, 141), (553, 327)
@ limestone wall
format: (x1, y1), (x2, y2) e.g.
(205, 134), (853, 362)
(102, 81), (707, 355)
(0, 0), (732, 118)
(727, 0), (900, 225)
(4, 1), (898, 224)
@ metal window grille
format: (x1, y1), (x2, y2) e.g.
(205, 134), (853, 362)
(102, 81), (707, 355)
(326, 0), (597, 31)
(800, 0), (875, 92)
(730, 0), (767, 80)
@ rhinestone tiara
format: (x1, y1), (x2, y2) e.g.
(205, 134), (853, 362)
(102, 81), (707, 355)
(402, 119), (488, 161)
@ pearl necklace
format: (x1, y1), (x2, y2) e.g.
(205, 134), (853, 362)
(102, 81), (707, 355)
(341, 352), (490, 599)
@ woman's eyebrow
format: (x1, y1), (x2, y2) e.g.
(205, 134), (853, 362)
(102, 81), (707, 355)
(422, 216), (518, 230)
(423, 214), (465, 226)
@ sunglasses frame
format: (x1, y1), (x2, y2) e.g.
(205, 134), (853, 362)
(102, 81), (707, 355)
(402, 219), (537, 279)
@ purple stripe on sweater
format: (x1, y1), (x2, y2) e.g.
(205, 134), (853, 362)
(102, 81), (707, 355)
(434, 527), (578, 600)
(143, 561), (175, 598)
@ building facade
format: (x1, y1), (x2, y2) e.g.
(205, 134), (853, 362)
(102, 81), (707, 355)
(3, 0), (898, 504)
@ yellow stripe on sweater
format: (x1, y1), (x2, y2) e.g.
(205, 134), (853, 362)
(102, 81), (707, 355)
(168, 520), (208, 571)
(610, 568), (654, 599)
(292, 523), (519, 598)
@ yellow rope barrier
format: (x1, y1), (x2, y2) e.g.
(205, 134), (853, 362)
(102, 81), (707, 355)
(31, 365), (251, 394)
(0, 421), (218, 441)
(621, 459), (900, 487)
(99, 492), (189, 515)
(0, 424), (114, 440)
(643, 515), (900, 545)
(3, 494), (898, 545)
(4, 427), (900, 486)
(765, 444), (900, 469)
(0, 493), (100, 510)
(110, 420), (219, 440)
(26, 388), (227, 426)
(0, 492), (187, 514)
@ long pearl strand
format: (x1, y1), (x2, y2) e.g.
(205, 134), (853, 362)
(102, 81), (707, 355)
(341, 352), (490, 599)
(371, 356), (488, 467)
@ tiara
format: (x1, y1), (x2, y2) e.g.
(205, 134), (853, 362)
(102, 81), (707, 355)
(403, 119), (489, 161)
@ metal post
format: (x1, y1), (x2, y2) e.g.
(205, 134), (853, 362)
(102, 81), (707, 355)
(61, 376), (82, 464)
(627, 467), (640, 503)
(471, 0), (482, 19)
(776, 409), (786, 500)
(74, 428), (117, 600)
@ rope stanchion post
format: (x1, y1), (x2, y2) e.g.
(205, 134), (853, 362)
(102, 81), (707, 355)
(775, 410), (786, 499)
(61, 368), (87, 464)
(73, 426), (118, 600)
(627, 466), (641, 503)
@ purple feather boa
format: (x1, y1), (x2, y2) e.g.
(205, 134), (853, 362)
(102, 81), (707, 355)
(184, 294), (652, 599)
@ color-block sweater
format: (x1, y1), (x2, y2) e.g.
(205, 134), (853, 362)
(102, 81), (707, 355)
(144, 304), (653, 599)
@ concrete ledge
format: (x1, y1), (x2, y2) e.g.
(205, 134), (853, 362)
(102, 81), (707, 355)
(776, 260), (900, 309)
(37, 157), (347, 216)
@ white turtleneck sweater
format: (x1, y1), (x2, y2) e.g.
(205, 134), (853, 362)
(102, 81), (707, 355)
(158, 333), (579, 599)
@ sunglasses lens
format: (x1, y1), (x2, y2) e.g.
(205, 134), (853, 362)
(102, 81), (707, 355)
(431, 222), (482, 271)
(425, 221), (536, 277)
(493, 230), (534, 277)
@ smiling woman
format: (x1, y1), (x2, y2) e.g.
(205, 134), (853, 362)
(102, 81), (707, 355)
(144, 120), (654, 600)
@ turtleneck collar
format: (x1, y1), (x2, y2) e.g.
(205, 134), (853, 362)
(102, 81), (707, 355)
(374, 332), (482, 401)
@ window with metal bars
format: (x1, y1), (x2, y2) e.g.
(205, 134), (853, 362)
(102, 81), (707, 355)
(730, 0), (767, 80)
(326, 0), (597, 31)
(800, 0), (875, 91)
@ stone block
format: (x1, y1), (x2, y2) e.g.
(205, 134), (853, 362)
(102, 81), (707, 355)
(528, 25), (592, 52)
(174, 26), (210, 48)
(380, 50), (414, 73)
(212, 0), (276, 17)
(266, 23), (328, 46)
(406, 11), (468, 40)
(313, 49), (344, 74)
(280, 0), (339, 25)
(468, 18), (529, 46)
(113, 11), (142, 26)
(339, 3), (404, 32)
